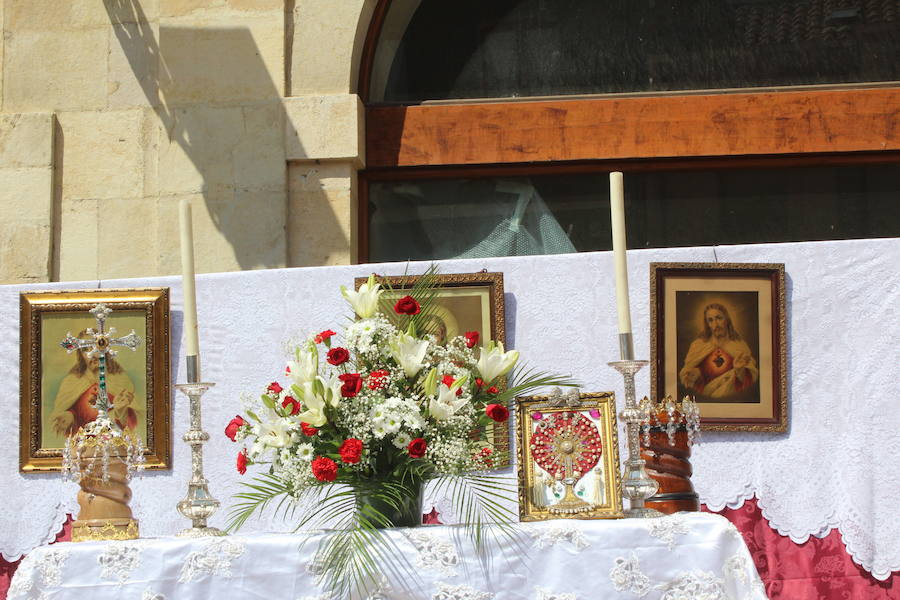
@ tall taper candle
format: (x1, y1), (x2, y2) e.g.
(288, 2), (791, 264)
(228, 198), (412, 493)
(609, 172), (633, 356)
(179, 198), (201, 382)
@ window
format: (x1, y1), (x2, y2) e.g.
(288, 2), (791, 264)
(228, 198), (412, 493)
(360, 1), (900, 263)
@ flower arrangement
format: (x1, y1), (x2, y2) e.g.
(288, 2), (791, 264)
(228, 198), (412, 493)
(226, 269), (573, 596)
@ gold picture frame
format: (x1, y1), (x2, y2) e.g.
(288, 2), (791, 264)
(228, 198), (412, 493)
(516, 392), (623, 522)
(20, 288), (171, 471)
(650, 262), (788, 432)
(355, 271), (508, 461)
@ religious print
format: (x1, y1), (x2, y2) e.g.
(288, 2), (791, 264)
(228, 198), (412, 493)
(355, 271), (509, 463)
(516, 391), (623, 521)
(20, 288), (171, 471)
(650, 263), (787, 432)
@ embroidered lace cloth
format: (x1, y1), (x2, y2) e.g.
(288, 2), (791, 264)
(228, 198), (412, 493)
(1, 239), (898, 581)
(9, 514), (764, 600)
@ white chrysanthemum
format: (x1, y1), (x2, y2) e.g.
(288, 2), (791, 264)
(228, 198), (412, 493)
(372, 420), (388, 439)
(392, 431), (412, 449)
(296, 443), (315, 461)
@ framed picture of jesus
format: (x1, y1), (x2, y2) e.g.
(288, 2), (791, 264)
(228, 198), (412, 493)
(19, 288), (171, 472)
(650, 263), (787, 432)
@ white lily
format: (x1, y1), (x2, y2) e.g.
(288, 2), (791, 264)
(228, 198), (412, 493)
(254, 408), (294, 450)
(340, 274), (382, 319)
(389, 331), (429, 378)
(286, 344), (318, 386)
(428, 383), (468, 420)
(476, 341), (520, 383)
(293, 377), (332, 427)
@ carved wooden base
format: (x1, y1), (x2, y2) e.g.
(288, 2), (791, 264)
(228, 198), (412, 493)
(72, 518), (139, 542)
(641, 427), (700, 514)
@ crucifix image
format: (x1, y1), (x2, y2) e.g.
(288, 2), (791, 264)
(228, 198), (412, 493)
(60, 303), (143, 427)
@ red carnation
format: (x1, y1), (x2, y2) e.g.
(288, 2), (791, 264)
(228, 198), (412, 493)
(339, 373), (363, 397)
(236, 450), (247, 475)
(311, 456), (338, 482)
(266, 381), (283, 395)
(485, 403), (509, 422)
(225, 415), (245, 441)
(281, 396), (301, 416)
(301, 422), (319, 437)
(327, 347), (350, 366)
(367, 369), (390, 390)
(408, 437), (427, 458)
(314, 329), (337, 344)
(339, 438), (364, 464)
(464, 331), (480, 348)
(393, 295), (421, 315)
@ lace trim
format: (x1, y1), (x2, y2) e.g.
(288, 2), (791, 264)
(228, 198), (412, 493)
(8, 548), (70, 600)
(432, 583), (494, 600)
(141, 589), (166, 600)
(530, 525), (590, 551)
(535, 586), (577, 600)
(609, 552), (651, 597)
(646, 514), (690, 551)
(407, 530), (459, 576)
(177, 538), (246, 583)
(98, 543), (142, 585)
(658, 570), (727, 600)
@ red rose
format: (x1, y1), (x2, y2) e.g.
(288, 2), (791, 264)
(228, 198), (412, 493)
(339, 373), (362, 397)
(225, 415), (245, 441)
(408, 437), (427, 458)
(301, 422), (319, 436)
(339, 438), (364, 464)
(236, 450), (247, 475)
(393, 295), (421, 315)
(327, 347), (350, 366)
(464, 331), (480, 348)
(485, 403), (509, 422)
(311, 456), (338, 482)
(475, 378), (484, 388)
(487, 386), (499, 394)
(314, 329), (337, 344)
(282, 396), (301, 416)
(266, 381), (283, 395)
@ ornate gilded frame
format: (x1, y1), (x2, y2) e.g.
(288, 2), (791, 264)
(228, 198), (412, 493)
(650, 262), (788, 432)
(516, 392), (623, 522)
(20, 288), (171, 471)
(354, 271), (508, 462)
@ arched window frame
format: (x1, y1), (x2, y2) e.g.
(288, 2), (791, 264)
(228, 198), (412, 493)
(357, 0), (900, 262)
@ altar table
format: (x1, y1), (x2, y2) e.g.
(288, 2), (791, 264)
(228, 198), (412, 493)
(8, 513), (765, 599)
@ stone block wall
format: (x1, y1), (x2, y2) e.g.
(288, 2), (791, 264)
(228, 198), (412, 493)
(0, 0), (373, 283)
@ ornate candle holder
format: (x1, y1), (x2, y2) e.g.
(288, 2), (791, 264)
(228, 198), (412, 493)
(176, 377), (226, 537)
(608, 357), (663, 519)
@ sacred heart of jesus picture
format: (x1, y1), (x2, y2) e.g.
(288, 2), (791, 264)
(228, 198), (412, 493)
(19, 288), (171, 472)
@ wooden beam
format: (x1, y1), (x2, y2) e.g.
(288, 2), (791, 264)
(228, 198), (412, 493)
(366, 87), (900, 168)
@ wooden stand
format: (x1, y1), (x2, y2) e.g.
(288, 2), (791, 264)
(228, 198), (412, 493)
(71, 449), (139, 542)
(641, 423), (700, 514)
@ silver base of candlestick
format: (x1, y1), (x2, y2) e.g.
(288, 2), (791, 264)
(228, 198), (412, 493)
(608, 359), (664, 519)
(176, 381), (227, 537)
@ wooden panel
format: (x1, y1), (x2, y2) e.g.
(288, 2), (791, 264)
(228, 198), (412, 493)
(366, 88), (900, 168)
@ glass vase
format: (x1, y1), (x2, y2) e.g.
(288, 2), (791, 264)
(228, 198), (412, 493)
(355, 474), (425, 529)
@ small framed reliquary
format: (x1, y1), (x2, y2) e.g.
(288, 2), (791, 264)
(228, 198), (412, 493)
(516, 391), (623, 521)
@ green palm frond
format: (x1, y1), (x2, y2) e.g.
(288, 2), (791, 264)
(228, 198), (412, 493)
(378, 264), (444, 337)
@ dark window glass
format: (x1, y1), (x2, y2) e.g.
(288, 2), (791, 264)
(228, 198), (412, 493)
(367, 164), (900, 262)
(371, 0), (900, 103)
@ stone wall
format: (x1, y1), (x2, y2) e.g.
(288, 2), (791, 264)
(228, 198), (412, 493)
(0, 0), (373, 283)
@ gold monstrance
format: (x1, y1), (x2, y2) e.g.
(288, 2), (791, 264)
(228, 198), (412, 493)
(531, 411), (603, 514)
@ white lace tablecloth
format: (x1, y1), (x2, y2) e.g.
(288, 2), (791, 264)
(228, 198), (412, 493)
(8, 513), (766, 600)
(2, 238), (898, 580)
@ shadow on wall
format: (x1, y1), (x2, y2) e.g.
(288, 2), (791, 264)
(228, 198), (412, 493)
(102, 0), (349, 270)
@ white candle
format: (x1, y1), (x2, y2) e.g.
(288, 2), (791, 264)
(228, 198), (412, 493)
(609, 172), (632, 335)
(179, 198), (201, 373)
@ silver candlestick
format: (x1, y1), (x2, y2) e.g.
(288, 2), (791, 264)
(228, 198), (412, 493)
(176, 362), (226, 537)
(608, 355), (663, 519)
